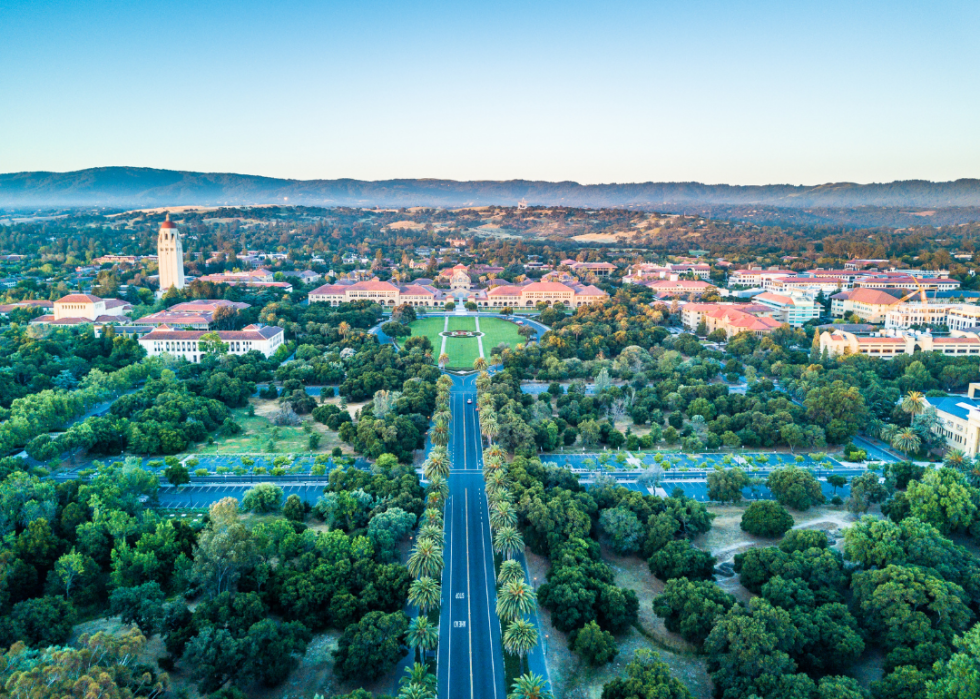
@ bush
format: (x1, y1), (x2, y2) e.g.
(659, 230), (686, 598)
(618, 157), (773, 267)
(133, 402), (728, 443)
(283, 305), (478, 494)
(242, 483), (284, 512)
(569, 620), (618, 666)
(740, 501), (795, 538)
(766, 467), (825, 511)
(648, 541), (716, 581)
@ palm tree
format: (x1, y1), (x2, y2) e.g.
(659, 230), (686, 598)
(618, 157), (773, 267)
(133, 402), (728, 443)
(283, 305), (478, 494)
(424, 449), (450, 480)
(497, 559), (525, 586)
(493, 527), (524, 560)
(401, 663), (437, 694)
(794, 381), (810, 401)
(902, 391), (926, 417)
(503, 618), (539, 674)
(879, 424), (899, 445)
(338, 321), (351, 340)
(474, 357), (489, 372)
(485, 444), (505, 460)
(944, 449), (967, 469)
(407, 539), (444, 579)
(426, 474), (449, 504)
(438, 352), (449, 369)
(418, 524), (445, 546)
(406, 615), (439, 663)
(397, 685), (432, 699)
(420, 508), (443, 528)
(496, 579), (537, 622)
(431, 421), (450, 447)
(892, 428), (922, 458)
(485, 470), (509, 498)
(509, 673), (553, 699)
(408, 576), (441, 614)
(490, 501), (518, 531)
(481, 414), (500, 445)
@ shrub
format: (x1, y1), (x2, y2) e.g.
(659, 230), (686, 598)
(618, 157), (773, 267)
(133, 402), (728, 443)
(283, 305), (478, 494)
(740, 501), (794, 538)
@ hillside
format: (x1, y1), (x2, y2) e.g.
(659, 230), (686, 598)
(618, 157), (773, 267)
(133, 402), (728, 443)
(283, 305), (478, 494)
(1, 167), (979, 211)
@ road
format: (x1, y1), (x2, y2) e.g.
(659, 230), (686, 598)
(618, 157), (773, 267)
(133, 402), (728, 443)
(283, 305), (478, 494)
(438, 373), (507, 699)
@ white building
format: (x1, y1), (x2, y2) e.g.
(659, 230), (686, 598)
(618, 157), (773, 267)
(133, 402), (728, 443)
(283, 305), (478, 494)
(926, 387), (980, 457)
(753, 292), (820, 327)
(885, 303), (980, 331)
(158, 214), (186, 293)
(138, 323), (285, 362)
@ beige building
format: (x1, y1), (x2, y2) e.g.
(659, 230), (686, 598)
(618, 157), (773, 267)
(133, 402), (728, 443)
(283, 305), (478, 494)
(309, 279), (445, 307)
(680, 303), (784, 338)
(32, 294), (132, 326)
(818, 329), (980, 359)
(830, 288), (902, 323)
(470, 281), (607, 309)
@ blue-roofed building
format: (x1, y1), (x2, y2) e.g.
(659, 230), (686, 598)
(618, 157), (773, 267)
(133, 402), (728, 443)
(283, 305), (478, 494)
(926, 384), (980, 457)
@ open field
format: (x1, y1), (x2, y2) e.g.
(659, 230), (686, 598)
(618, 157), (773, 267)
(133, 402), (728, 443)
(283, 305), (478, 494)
(479, 316), (524, 351)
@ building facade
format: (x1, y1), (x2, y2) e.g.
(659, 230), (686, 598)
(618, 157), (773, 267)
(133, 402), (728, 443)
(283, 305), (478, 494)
(754, 292), (820, 327)
(830, 288), (902, 323)
(926, 388), (980, 457)
(819, 329), (980, 358)
(309, 279), (445, 307)
(139, 324), (284, 362)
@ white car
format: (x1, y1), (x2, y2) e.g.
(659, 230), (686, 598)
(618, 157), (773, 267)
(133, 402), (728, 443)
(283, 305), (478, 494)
(467, 399), (473, 404)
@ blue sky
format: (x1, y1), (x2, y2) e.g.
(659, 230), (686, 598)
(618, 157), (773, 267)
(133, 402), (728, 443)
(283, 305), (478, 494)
(1, 0), (977, 184)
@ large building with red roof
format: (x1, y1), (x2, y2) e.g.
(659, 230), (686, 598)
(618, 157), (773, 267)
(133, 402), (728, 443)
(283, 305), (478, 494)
(681, 303), (784, 338)
(138, 300), (251, 329)
(31, 294), (132, 326)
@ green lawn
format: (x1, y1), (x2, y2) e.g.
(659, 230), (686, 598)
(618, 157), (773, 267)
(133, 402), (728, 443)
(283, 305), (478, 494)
(406, 315), (528, 370)
(479, 317), (525, 352)
(187, 402), (347, 455)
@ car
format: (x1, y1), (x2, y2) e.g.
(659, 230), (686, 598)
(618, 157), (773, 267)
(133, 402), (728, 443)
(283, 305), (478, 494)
(467, 399), (473, 404)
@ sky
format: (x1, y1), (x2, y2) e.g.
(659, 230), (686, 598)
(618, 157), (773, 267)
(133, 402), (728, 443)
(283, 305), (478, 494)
(1, 0), (978, 185)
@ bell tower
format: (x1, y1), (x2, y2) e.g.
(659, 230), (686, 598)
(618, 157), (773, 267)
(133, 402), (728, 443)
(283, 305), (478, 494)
(158, 213), (186, 293)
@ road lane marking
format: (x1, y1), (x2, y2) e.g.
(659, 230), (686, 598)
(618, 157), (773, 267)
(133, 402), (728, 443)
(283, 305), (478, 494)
(465, 488), (474, 699)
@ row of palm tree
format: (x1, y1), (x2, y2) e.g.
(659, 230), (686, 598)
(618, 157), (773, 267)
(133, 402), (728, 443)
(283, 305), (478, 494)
(408, 382), (452, 676)
(475, 369), (549, 697)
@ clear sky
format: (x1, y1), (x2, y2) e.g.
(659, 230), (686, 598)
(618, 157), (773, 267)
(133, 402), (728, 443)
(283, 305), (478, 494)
(1, 0), (978, 185)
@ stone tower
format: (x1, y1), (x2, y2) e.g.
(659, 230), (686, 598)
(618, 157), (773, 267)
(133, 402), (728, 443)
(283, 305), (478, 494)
(158, 213), (186, 293)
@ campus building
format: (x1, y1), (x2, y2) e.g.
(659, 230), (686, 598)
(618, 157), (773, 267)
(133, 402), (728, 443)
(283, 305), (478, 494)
(818, 329), (980, 359)
(138, 324), (285, 362)
(197, 269), (292, 291)
(138, 300), (252, 329)
(753, 292), (820, 327)
(469, 280), (607, 309)
(926, 386), (980, 457)
(830, 288), (902, 323)
(32, 294), (132, 326)
(309, 279), (446, 307)
(680, 303), (784, 338)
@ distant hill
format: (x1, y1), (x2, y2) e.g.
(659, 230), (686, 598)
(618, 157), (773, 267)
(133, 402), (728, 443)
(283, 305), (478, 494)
(2, 167), (979, 211)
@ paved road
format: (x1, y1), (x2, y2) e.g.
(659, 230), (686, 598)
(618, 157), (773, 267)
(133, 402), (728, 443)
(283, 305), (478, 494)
(438, 374), (507, 699)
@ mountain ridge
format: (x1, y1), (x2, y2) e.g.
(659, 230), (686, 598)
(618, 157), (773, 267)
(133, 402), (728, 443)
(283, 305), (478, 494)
(2, 166), (979, 209)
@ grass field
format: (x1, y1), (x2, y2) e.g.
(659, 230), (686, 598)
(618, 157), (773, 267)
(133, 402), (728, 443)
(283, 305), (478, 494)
(406, 315), (527, 370)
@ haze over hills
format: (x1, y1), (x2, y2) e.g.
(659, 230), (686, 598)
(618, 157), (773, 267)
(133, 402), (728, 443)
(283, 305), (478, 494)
(2, 167), (980, 212)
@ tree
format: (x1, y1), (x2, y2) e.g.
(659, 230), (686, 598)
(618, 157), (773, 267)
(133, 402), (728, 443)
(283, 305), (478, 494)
(406, 615), (438, 663)
(827, 474), (847, 495)
(407, 538), (444, 579)
(199, 332), (229, 356)
(707, 467), (748, 503)
(767, 466), (825, 511)
(493, 526), (524, 560)
(648, 541), (716, 582)
(242, 483), (284, 513)
(333, 611), (409, 681)
(109, 582), (166, 634)
(497, 580), (537, 623)
(191, 498), (258, 595)
(740, 501), (795, 537)
(902, 390), (926, 417)
(569, 620), (617, 666)
(282, 494), (305, 521)
(846, 472), (889, 513)
(804, 381), (867, 443)
(408, 576), (441, 615)
(907, 467), (977, 534)
(504, 618), (539, 673)
(164, 462), (190, 487)
(598, 506), (644, 555)
(927, 623), (980, 699)
(600, 649), (693, 699)
(892, 428), (922, 458)
(851, 564), (972, 653)
(54, 549), (87, 600)
(510, 672), (553, 699)
(0, 596), (77, 648)
(652, 577), (736, 647)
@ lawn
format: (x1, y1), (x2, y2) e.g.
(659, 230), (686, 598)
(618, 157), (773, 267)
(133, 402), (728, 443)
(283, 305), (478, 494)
(406, 315), (527, 370)
(187, 398), (351, 456)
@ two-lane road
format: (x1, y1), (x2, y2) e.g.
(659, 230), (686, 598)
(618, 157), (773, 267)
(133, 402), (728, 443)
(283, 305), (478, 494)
(438, 374), (506, 699)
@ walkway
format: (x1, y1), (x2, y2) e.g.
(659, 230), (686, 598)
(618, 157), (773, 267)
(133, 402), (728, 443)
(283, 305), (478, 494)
(474, 316), (485, 359)
(440, 315), (449, 357)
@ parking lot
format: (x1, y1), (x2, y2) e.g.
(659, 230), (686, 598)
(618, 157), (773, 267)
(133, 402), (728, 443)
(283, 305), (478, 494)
(157, 482), (326, 509)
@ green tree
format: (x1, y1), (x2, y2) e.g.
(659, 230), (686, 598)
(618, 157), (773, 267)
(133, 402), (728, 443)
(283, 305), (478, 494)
(408, 576), (441, 615)
(766, 466), (825, 511)
(406, 615), (438, 663)
(740, 500), (794, 537)
(282, 493), (305, 521)
(164, 462), (190, 486)
(497, 580), (537, 623)
(648, 541), (715, 582)
(510, 673), (553, 699)
(907, 467), (977, 534)
(504, 617), (539, 673)
(332, 611), (409, 681)
(598, 506), (644, 555)
(652, 577), (736, 647)
(569, 620), (617, 666)
(707, 467), (748, 503)
(926, 623), (980, 699)
(600, 649), (693, 699)
(242, 483), (284, 513)
(199, 331), (229, 356)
